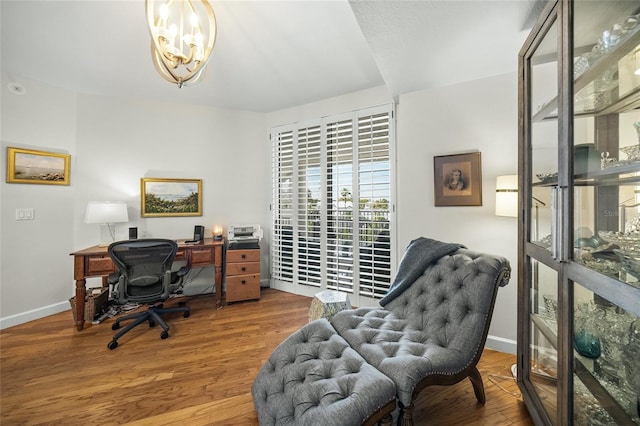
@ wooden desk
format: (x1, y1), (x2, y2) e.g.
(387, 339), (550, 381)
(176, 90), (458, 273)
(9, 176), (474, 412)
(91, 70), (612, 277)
(70, 238), (224, 331)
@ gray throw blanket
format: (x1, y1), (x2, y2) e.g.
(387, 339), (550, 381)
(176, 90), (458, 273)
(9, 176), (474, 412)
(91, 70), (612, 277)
(379, 237), (464, 307)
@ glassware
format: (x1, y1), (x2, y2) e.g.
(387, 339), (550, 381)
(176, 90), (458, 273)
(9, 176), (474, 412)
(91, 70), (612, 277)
(615, 249), (640, 279)
(620, 122), (640, 161)
(592, 304), (633, 387)
(598, 231), (640, 250)
(574, 300), (601, 358)
(536, 172), (558, 183)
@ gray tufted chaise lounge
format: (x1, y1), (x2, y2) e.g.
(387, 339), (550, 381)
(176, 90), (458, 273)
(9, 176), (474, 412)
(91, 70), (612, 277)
(251, 318), (397, 425)
(330, 245), (510, 425)
(252, 238), (510, 425)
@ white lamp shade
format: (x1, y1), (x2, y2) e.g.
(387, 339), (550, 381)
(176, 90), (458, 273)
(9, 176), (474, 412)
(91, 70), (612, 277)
(496, 175), (518, 217)
(85, 201), (129, 224)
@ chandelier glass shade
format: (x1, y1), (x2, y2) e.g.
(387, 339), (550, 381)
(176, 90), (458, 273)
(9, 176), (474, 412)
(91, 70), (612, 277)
(145, 0), (217, 88)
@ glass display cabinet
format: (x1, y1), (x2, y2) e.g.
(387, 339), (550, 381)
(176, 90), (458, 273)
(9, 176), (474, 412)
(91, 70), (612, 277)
(518, 0), (640, 424)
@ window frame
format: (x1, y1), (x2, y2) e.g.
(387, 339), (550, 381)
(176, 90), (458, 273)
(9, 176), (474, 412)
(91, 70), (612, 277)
(270, 104), (396, 307)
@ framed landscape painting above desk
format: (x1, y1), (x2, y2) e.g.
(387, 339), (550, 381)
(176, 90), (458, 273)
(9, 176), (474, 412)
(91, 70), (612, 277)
(141, 177), (202, 217)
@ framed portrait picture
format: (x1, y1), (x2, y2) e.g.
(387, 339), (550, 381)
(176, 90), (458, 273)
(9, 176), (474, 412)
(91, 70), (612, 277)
(141, 178), (203, 217)
(6, 147), (71, 185)
(434, 152), (482, 207)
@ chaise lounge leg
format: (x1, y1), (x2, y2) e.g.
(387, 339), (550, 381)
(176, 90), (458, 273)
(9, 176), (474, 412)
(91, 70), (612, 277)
(469, 366), (486, 404)
(398, 401), (414, 426)
(378, 413), (393, 426)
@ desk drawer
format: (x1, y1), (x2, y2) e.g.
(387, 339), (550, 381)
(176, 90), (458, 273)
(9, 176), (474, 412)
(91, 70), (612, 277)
(190, 247), (214, 266)
(86, 256), (115, 276)
(226, 249), (260, 263)
(226, 262), (260, 276)
(226, 274), (260, 302)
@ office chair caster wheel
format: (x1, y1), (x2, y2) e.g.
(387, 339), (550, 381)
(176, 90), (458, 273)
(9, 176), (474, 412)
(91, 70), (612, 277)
(183, 311), (190, 318)
(112, 323), (120, 330)
(160, 331), (169, 339)
(107, 341), (118, 350)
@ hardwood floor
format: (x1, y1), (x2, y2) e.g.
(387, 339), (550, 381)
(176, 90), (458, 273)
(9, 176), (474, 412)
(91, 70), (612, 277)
(1, 289), (532, 425)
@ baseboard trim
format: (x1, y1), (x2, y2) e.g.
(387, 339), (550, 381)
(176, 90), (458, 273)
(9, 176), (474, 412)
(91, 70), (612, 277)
(485, 335), (517, 354)
(0, 301), (69, 330)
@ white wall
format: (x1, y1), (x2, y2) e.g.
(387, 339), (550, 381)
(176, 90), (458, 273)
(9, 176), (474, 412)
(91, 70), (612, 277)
(396, 72), (519, 353)
(1, 74), (268, 328)
(72, 94), (267, 248)
(2, 73), (520, 353)
(1, 74), (78, 326)
(266, 86), (393, 127)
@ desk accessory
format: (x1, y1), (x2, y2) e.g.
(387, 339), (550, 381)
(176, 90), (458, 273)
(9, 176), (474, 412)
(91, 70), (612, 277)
(185, 225), (204, 243)
(85, 201), (129, 246)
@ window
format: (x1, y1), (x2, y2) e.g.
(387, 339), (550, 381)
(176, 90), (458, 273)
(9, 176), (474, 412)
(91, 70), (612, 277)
(271, 105), (395, 303)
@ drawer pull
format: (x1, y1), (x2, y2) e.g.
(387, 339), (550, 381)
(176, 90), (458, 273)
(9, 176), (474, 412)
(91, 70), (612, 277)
(241, 267), (246, 272)
(242, 254), (246, 259)
(241, 280), (246, 285)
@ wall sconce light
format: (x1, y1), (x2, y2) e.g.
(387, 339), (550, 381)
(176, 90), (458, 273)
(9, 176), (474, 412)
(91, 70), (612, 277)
(495, 175), (518, 217)
(145, 0), (217, 88)
(212, 225), (223, 240)
(85, 201), (129, 246)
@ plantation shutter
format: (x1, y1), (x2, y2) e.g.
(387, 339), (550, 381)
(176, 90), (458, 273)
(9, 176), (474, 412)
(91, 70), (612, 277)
(326, 117), (355, 293)
(296, 124), (322, 287)
(357, 110), (392, 298)
(271, 104), (395, 303)
(271, 128), (294, 282)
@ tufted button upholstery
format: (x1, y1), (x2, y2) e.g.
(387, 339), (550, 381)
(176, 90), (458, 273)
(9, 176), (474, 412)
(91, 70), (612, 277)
(252, 246), (509, 424)
(251, 318), (396, 426)
(330, 248), (510, 406)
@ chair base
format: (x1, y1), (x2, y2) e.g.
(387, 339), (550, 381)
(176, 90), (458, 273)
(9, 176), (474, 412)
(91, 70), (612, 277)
(398, 401), (413, 426)
(397, 367), (487, 425)
(107, 303), (190, 350)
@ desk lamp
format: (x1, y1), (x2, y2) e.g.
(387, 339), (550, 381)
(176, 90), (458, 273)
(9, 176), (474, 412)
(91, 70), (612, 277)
(85, 201), (129, 246)
(212, 225), (223, 240)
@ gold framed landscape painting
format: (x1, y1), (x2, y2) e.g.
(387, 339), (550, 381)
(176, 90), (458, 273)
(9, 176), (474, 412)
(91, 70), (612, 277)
(141, 178), (203, 217)
(6, 147), (71, 185)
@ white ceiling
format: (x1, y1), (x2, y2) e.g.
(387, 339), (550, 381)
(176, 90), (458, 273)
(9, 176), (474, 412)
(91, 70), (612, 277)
(1, 0), (542, 113)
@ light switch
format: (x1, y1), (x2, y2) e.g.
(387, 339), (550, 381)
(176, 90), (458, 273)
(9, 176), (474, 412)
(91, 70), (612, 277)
(15, 208), (34, 221)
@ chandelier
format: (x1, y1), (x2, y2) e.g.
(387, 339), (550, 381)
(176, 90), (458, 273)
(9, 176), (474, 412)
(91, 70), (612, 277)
(145, 0), (217, 88)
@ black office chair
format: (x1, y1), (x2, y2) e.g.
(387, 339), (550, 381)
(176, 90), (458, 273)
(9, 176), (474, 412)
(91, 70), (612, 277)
(106, 239), (190, 350)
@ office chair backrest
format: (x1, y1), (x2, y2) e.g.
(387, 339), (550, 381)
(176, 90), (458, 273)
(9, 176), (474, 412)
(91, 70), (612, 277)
(108, 239), (178, 304)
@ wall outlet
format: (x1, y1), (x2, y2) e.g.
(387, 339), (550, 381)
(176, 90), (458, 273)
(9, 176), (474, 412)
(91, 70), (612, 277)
(15, 208), (34, 221)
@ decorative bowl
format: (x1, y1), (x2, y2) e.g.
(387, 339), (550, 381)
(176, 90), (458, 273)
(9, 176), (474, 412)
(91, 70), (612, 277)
(598, 231), (640, 250)
(579, 256), (619, 276)
(620, 144), (640, 161)
(614, 249), (640, 279)
(536, 173), (558, 184)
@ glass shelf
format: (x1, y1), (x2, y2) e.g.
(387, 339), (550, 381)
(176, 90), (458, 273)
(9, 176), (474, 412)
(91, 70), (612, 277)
(533, 28), (640, 122)
(532, 160), (640, 187)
